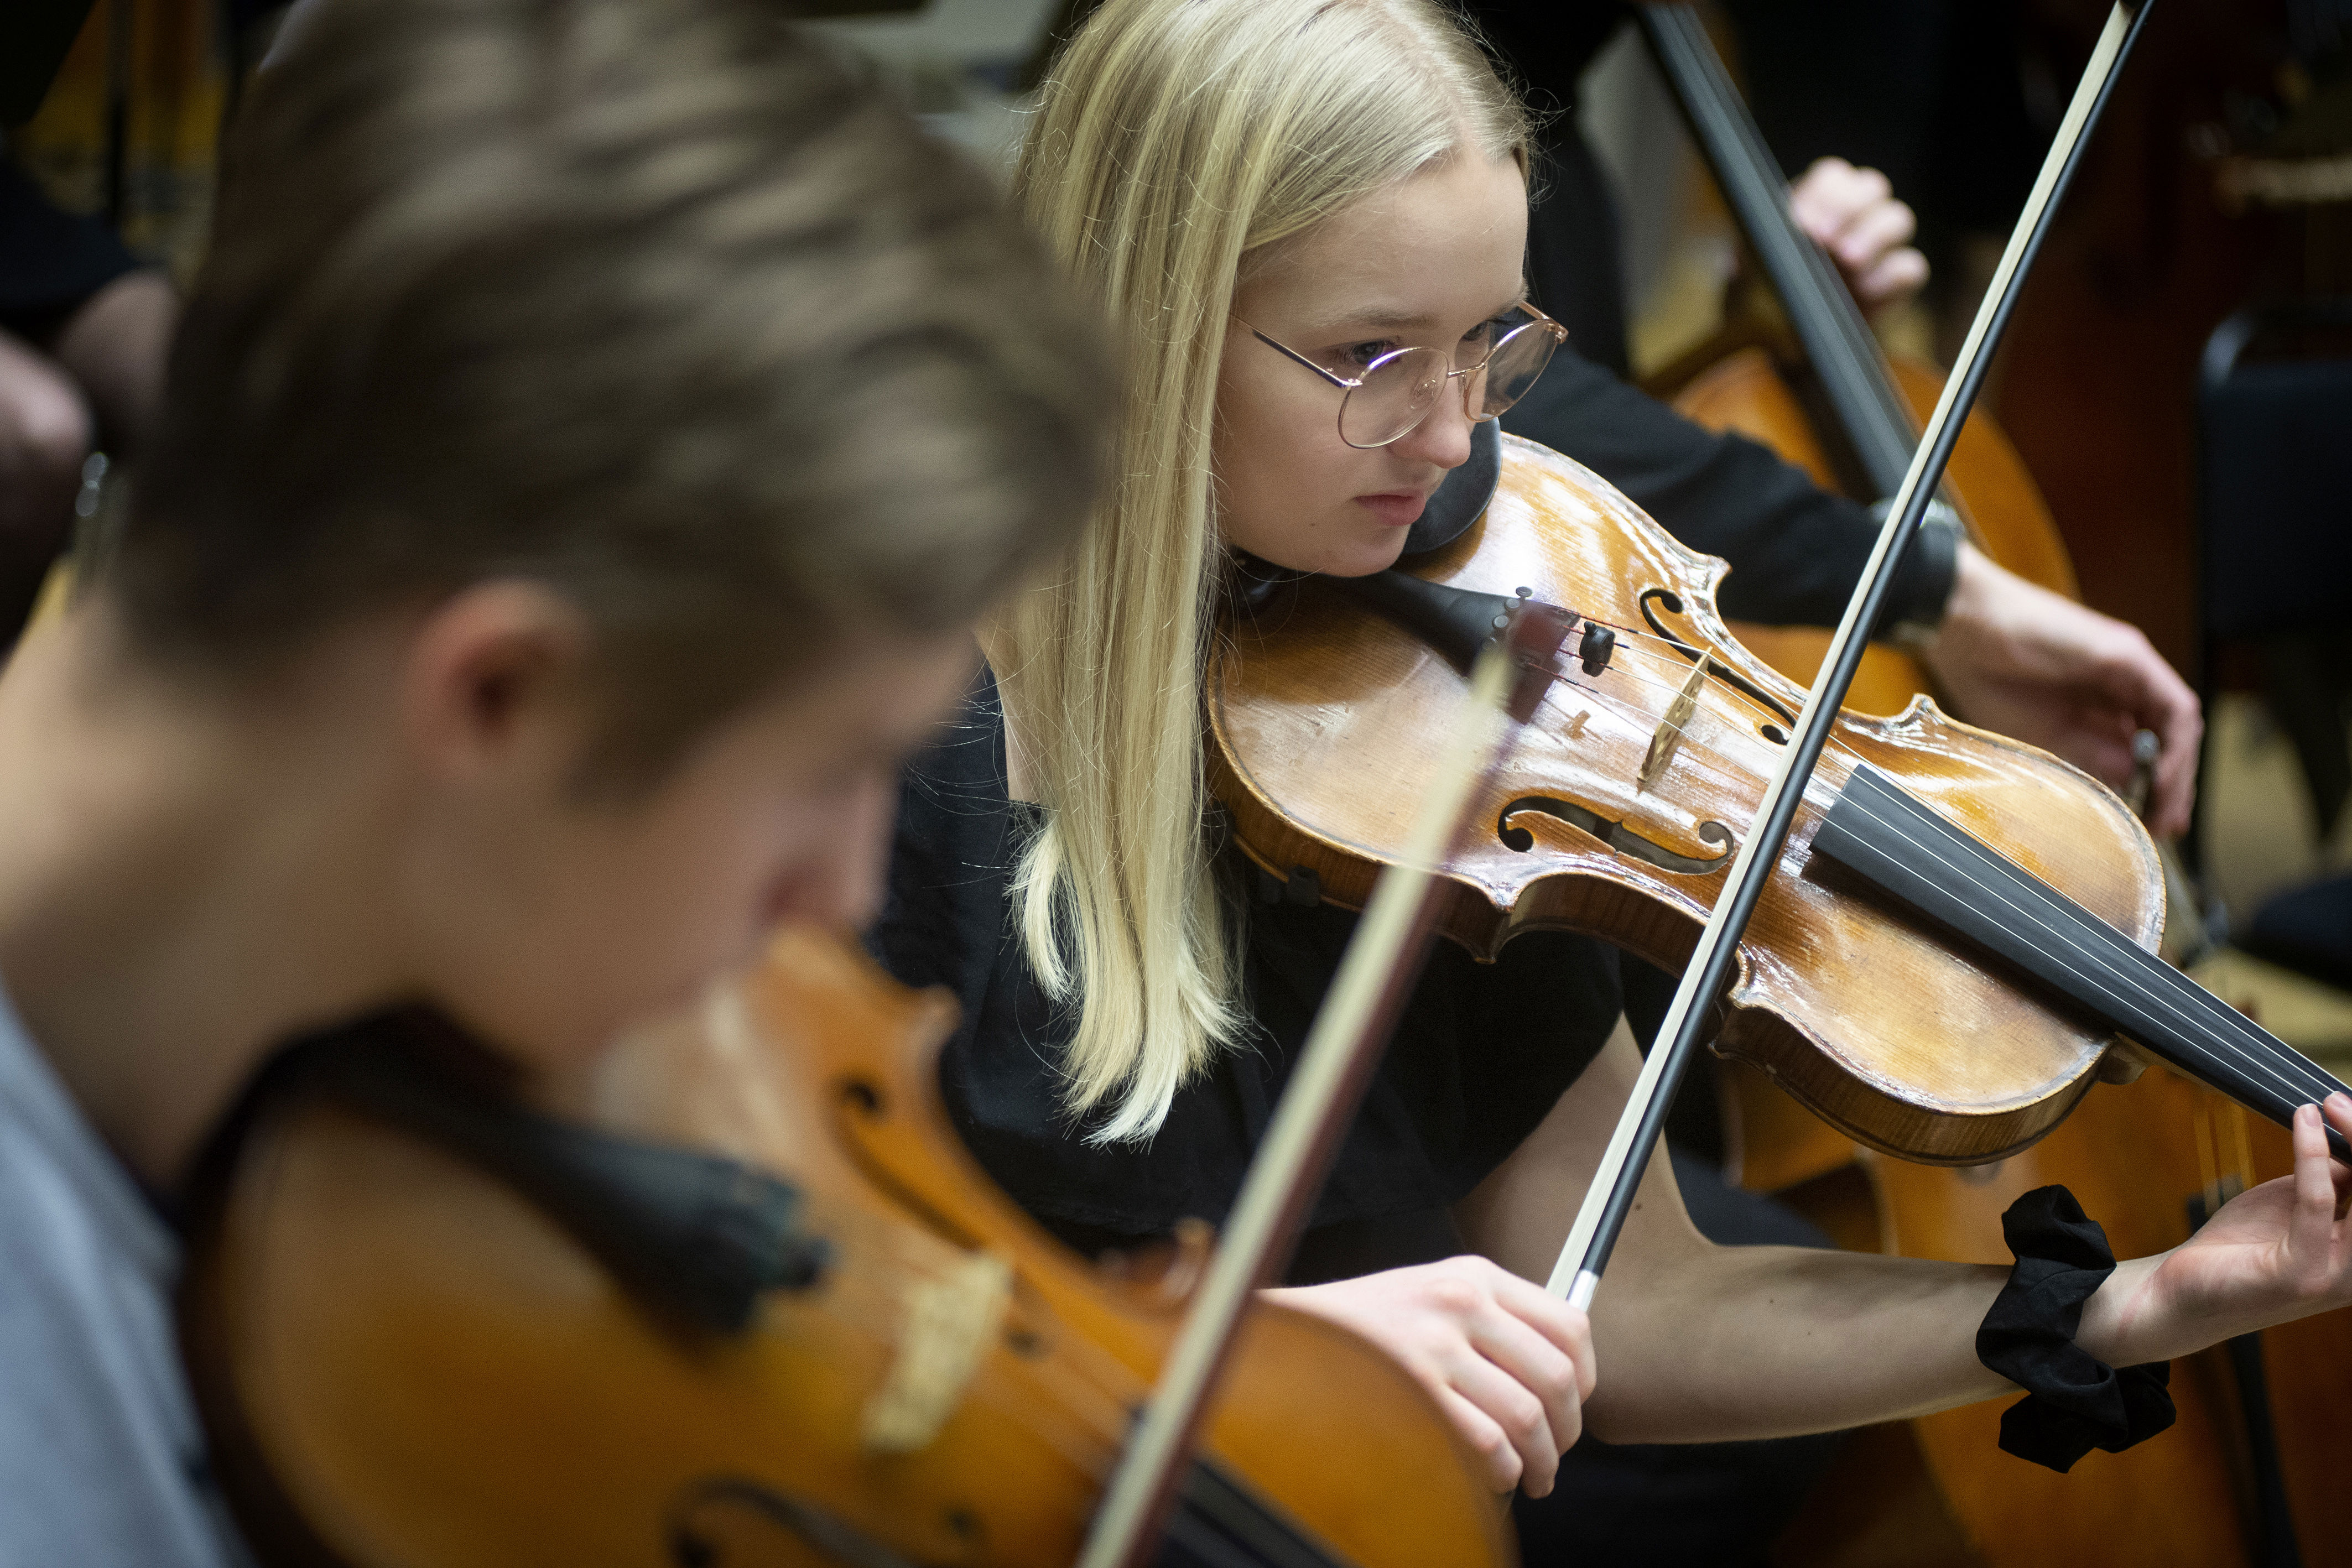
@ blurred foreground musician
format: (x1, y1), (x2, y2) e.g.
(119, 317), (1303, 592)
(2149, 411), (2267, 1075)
(0, 1), (1109, 1560)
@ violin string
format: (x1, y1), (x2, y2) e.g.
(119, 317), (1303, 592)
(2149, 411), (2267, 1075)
(1600, 632), (1871, 762)
(978, 1363), (1130, 1477)
(1840, 779), (2342, 1109)
(1834, 788), (2346, 1112)
(1537, 669), (1787, 804)
(1532, 666), (1851, 820)
(1567, 627), (2265, 1018)
(1574, 614), (1977, 801)
(1562, 611), (1799, 712)
(955, 1314), (1145, 1450)
(1539, 629), (1876, 786)
(804, 1220), (1150, 1449)
(1543, 660), (1822, 774)
(1507, 637), (2335, 1115)
(1515, 662), (2341, 1134)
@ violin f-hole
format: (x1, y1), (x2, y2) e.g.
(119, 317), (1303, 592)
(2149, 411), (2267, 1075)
(1637, 587), (1799, 730)
(1497, 794), (1737, 874)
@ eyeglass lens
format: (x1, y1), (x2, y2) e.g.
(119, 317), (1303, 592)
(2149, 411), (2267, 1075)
(1337, 311), (1560, 448)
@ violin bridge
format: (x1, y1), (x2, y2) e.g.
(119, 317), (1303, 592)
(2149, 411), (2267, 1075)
(1639, 664), (1706, 790)
(860, 1249), (1013, 1454)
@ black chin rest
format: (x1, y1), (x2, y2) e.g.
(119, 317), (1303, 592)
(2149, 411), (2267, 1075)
(1401, 419), (1500, 558)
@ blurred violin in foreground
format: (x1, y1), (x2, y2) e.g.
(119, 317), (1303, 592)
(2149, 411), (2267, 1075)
(178, 927), (1514, 1567)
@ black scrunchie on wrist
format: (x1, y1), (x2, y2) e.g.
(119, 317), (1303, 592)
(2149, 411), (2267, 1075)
(1975, 1185), (2176, 1472)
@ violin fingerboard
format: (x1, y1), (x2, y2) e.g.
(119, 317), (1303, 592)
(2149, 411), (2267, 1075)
(1814, 764), (2352, 1160)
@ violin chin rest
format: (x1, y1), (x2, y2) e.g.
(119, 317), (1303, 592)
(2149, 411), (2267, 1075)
(1401, 419), (1500, 558)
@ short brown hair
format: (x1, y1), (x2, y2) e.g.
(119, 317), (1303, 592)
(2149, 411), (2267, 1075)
(107, 0), (1110, 781)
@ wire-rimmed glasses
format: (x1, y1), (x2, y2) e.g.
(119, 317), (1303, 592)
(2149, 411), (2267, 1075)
(1242, 302), (1568, 450)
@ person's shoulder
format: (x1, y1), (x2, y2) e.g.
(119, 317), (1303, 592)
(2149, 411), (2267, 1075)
(0, 1013), (173, 1279)
(0, 1137), (236, 1568)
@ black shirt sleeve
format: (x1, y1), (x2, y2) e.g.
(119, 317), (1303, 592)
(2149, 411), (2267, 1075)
(1500, 342), (1956, 631)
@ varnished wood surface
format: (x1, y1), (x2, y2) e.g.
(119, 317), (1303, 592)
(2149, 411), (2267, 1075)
(1211, 436), (2163, 1166)
(1755, 1061), (2352, 1568)
(182, 929), (1515, 1567)
(1672, 347), (2078, 720)
(1669, 332), (2349, 1566)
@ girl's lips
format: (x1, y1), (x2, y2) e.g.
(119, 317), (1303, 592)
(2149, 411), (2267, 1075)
(1354, 491), (1429, 528)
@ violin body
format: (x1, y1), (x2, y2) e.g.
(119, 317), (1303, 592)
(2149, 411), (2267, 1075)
(180, 929), (1515, 1567)
(1211, 435), (2163, 1166)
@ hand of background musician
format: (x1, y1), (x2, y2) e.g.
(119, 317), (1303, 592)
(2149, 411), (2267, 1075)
(1920, 543), (2203, 840)
(1263, 1256), (1596, 1497)
(2080, 1093), (2352, 1365)
(1788, 156), (1930, 317)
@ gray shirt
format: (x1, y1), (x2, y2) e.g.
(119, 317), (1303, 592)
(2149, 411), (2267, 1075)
(0, 986), (247, 1566)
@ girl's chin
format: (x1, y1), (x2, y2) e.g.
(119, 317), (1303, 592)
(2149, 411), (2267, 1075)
(1226, 510), (1413, 578)
(1320, 527), (1413, 579)
(1266, 520), (1412, 580)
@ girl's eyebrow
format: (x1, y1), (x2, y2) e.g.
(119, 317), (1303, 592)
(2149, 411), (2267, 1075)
(1317, 305), (1434, 333)
(1303, 281), (1529, 338)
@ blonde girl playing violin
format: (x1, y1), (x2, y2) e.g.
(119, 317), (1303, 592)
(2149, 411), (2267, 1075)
(870, 0), (2352, 1508)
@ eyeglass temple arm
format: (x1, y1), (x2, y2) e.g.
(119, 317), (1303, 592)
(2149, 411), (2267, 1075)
(1246, 327), (1359, 390)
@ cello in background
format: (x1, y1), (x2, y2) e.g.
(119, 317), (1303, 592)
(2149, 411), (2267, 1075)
(1628, 8), (2350, 1564)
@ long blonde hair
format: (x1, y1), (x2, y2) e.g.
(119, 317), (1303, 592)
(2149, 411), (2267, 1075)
(990, 0), (1529, 1143)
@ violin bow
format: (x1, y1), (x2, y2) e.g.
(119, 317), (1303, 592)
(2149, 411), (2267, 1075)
(1078, 605), (1569, 1568)
(1547, 1), (2156, 1312)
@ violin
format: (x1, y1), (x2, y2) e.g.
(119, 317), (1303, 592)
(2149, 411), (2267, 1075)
(177, 926), (1515, 1567)
(1207, 433), (2350, 1170)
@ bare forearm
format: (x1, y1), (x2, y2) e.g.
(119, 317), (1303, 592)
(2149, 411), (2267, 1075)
(1581, 1239), (2010, 1443)
(1453, 1026), (2016, 1444)
(1460, 1034), (2352, 1456)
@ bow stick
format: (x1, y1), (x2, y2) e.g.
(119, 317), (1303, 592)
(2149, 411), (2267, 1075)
(1079, 603), (1568, 1568)
(1548, 1), (2155, 1311)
